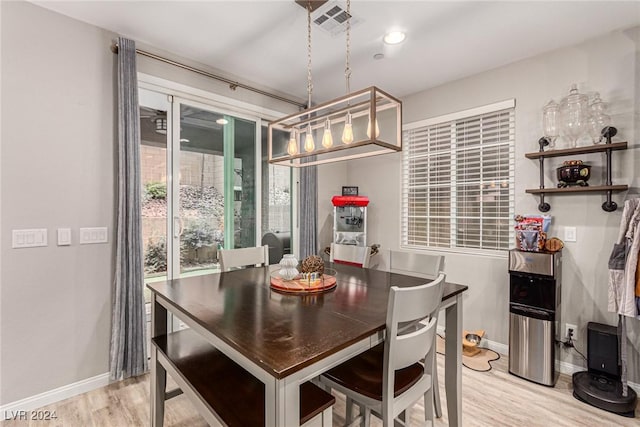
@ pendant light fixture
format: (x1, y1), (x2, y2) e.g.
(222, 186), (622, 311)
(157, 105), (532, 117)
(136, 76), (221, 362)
(268, 0), (402, 167)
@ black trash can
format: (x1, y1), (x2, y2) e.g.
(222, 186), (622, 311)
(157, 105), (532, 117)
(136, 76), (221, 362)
(261, 232), (291, 265)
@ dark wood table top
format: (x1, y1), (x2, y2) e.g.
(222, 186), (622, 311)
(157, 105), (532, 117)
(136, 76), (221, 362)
(148, 262), (467, 379)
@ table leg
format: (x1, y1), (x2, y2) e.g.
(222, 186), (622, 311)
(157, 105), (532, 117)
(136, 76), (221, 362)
(268, 378), (299, 427)
(151, 295), (167, 427)
(445, 294), (462, 427)
(150, 348), (166, 427)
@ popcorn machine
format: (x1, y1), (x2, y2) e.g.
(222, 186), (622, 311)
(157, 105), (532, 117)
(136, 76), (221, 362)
(332, 195), (369, 246)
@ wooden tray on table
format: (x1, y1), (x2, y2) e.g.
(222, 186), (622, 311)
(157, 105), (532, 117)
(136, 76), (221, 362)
(270, 273), (337, 295)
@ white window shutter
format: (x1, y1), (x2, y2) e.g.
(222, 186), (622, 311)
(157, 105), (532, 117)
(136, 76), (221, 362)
(402, 104), (515, 252)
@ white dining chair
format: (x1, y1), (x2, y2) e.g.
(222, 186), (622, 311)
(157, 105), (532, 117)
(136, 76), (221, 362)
(219, 245), (269, 272)
(389, 250), (445, 419)
(320, 273), (445, 427)
(330, 242), (371, 268)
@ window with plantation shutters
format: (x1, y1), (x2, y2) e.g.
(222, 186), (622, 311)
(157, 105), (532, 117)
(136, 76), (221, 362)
(402, 100), (515, 253)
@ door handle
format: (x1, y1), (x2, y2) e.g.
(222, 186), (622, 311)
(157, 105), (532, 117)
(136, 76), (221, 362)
(174, 217), (184, 238)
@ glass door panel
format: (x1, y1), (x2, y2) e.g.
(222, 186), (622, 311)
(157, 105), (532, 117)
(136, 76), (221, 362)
(139, 90), (170, 286)
(174, 102), (258, 276)
(139, 88), (171, 344)
(260, 125), (294, 263)
(176, 103), (225, 276)
(231, 117), (257, 248)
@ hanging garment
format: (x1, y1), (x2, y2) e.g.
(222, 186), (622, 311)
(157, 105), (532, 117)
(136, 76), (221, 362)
(636, 255), (640, 315)
(607, 198), (640, 397)
(608, 198), (640, 317)
(636, 255), (640, 296)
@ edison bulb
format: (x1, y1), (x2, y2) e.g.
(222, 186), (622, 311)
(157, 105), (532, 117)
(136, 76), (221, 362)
(342, 124), (354, 144)
(366, 117), (380, 139)
(322, 119), (333, 148)
(287, 132), (298, 156)
(304, 125), (315, 153)
(342, 113), (354, 144)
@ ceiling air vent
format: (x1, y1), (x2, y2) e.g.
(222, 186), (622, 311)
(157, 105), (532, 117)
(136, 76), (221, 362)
(296, 1), (360, 37)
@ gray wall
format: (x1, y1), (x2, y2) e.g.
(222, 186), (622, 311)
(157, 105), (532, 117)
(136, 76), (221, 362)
(317, 29), (640, 380)
(1, 1), (116, 404)
(0, 1), (299, 405)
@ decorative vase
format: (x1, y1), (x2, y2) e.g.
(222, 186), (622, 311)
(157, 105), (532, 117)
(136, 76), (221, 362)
(542, 100), (560, 149)
(559, 84), (589, 148)
(278, 254), (299, 281)
(588, 93), (611, 144)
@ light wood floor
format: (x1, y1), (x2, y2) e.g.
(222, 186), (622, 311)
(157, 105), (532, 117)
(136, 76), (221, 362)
(2, 353), (638, 427)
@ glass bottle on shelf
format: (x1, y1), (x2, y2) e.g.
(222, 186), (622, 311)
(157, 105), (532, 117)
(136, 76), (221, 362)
(542, 100), (560, 149)
(559, 84), (589, 148)
(588, 92), (611, 144)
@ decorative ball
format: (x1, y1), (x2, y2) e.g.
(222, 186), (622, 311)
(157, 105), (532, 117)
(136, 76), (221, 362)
(301, 255), (324, 275)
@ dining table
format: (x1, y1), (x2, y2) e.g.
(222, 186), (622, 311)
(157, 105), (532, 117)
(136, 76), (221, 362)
(148, 262), (467, 427)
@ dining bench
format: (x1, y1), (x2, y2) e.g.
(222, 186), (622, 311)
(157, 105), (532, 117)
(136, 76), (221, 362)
(152, 329), (335, 426)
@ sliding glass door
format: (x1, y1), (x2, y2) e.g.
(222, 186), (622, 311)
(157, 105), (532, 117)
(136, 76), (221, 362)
(139, 89), (259, 284)
(138, 84), (294, 337)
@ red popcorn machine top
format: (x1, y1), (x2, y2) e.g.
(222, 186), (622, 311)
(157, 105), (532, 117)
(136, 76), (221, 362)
(332, 195), (369, 246)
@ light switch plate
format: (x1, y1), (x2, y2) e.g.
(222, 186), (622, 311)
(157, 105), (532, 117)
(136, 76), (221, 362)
(79, 227), (108, 244)
(57, 228), (71, 246)
(12, 229), (48, 248)
(564, 226), (577, 242)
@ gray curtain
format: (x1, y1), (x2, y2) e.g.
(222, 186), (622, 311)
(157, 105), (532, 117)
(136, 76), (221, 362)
(110, 37), (148, 380)
(299, 165), (318, 259)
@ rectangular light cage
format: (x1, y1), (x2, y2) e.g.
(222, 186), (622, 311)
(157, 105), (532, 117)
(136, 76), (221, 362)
(268, 86), (402, 167)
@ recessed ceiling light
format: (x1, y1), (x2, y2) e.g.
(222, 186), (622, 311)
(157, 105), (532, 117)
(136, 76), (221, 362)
(216, 118), (229, 125)
(383, 31), (406, 45)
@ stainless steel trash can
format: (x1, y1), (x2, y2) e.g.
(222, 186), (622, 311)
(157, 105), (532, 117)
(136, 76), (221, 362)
(508, 250), (562, 386)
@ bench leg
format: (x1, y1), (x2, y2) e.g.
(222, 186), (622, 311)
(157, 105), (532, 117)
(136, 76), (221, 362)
(150, 348), (166, 427)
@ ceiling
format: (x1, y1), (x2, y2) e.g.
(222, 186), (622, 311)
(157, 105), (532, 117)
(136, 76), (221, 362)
(32, 1), (640, 104)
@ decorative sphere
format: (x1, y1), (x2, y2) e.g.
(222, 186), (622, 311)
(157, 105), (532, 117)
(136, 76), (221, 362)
(301, 255), (324, 275)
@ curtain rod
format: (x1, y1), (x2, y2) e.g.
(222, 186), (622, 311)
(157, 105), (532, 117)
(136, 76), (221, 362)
(111, 43), (307, 109)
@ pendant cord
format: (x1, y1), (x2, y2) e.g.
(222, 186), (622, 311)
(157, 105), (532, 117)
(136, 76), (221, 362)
(345, 0), (351, 95)
(307, 0), (313, 110)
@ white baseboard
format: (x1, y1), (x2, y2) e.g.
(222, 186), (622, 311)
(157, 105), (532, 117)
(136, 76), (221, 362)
(557, 359), (586, 376)
(436, 325), (640, 391)
(0, 372), (111, 414)
(482, 337), (509, 356)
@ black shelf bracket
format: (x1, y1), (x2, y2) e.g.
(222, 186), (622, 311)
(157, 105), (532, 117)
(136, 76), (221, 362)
(537, 137), (551, 212)
(601, 126), (618, 212)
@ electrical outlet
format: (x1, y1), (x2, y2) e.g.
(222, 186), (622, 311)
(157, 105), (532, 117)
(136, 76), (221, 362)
(565, 323), (577, 342)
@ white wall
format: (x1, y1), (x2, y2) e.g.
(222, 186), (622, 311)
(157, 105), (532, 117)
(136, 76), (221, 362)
(1, 1), (116, 405)
(319, 29), (640, 380)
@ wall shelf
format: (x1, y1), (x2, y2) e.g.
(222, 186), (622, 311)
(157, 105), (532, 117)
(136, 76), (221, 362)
(525, 185), (628, 194)
(525, 133), (627, 212)
(524, 141), (627, 159)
